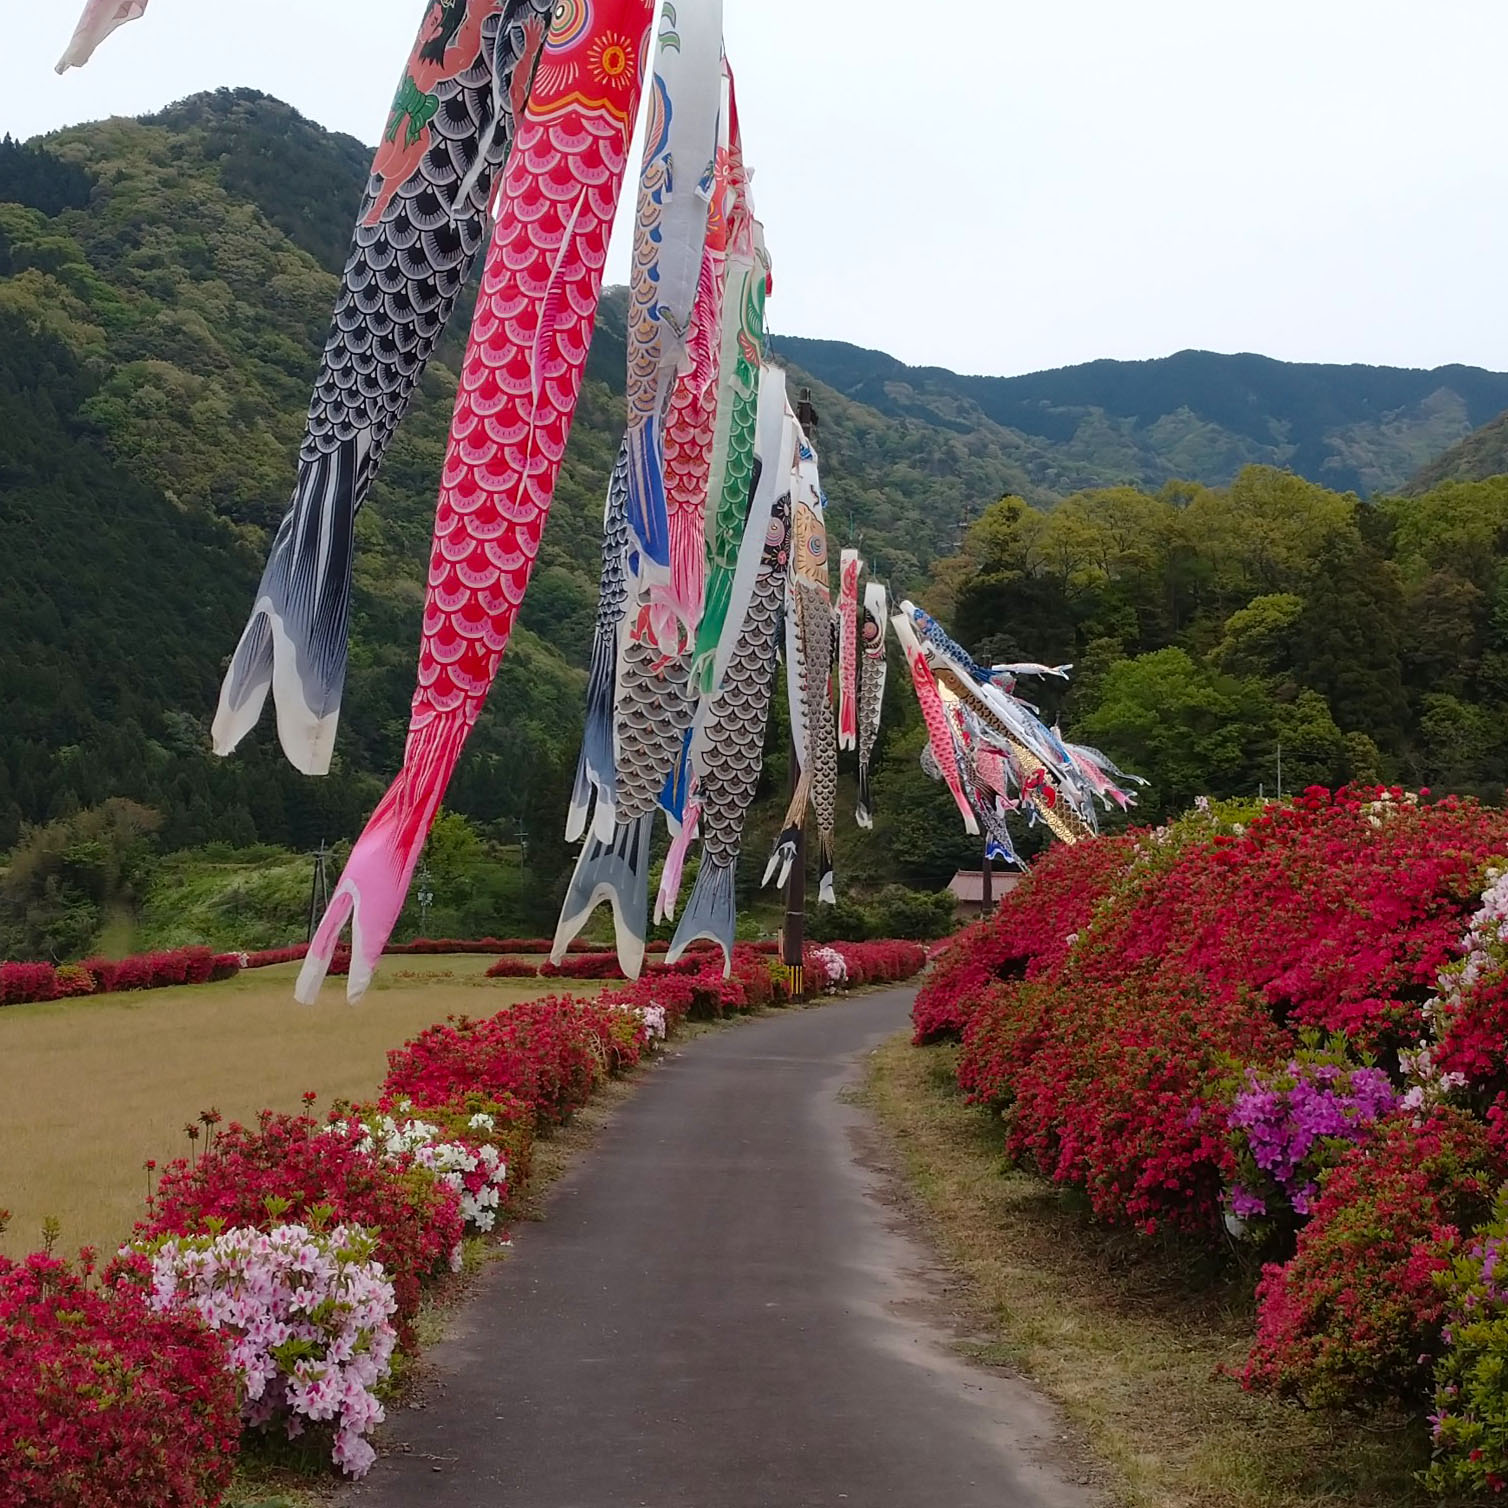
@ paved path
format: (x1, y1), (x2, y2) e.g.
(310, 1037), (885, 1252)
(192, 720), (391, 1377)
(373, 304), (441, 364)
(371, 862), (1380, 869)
(349, 988), (1096, 1508)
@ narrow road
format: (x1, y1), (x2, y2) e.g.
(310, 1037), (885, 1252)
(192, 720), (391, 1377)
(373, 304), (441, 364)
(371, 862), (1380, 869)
(350, 987), (1095, 1508)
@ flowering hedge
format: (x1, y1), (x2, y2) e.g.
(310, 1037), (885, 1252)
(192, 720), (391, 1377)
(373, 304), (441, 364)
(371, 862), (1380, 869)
(136, 1111), (464, 1341)
(0, 948), (237, 1007)
(915, 787), (1508, 1476)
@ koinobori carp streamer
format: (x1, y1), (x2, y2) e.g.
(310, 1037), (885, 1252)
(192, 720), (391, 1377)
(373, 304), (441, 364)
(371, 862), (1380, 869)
(298, 0), (658, 1004)
(57, 0), (148, 71)
(213, 0), (555, 777)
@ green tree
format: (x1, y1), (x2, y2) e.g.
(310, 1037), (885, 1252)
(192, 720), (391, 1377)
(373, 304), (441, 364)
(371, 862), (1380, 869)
(1076, 649), (1270, 817)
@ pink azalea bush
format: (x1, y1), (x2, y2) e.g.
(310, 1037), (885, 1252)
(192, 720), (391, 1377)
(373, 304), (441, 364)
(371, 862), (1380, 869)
(135, 1224), (398, 1479)
(1226, 1039), (1401, 1224)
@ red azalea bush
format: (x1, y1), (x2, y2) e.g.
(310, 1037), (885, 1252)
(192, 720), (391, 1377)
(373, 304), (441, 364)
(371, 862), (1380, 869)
(912, 836), (1136, 1043)
(382, 996), (645, 1126)
(0, 1252), (239, 1508)
(912, 788), (1508, 1416)
(0, 961), (61, 1005)
(923, 791), (1508, 1234)
(1240, 1109), (1501, 1408)
(136, 1111), (462, 1339)
(956, 980), (1052, 1107)
(486, 958), (539, 978)
(0, 947), (241, 1007)
(241, 944), (309, 968)
(829, 940), (927, 986)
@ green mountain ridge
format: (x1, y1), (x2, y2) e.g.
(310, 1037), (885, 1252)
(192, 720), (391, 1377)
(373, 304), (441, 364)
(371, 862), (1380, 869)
(772, 335), (1508, 500)
(1406, 409), (1508, 493)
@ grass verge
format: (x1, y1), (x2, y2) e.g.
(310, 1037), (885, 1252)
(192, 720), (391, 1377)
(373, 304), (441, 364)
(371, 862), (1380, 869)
(862, 1035), (1457, 1508)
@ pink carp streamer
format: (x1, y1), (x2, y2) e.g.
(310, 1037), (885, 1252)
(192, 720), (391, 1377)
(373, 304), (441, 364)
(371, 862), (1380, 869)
(57, 0), (147, 71)
(837, 549), (861, 751)
(298, 0), (656, 1004)
(892, 612), (978, 837)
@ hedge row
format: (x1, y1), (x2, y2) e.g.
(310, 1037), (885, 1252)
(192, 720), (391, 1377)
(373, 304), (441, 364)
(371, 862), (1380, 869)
(915, 788), (1508, 1492)
(0, 948), (237, 1006)
(0, 936), (796, 1008)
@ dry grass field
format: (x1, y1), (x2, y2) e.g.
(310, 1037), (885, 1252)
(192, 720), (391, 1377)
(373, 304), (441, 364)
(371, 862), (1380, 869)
(0, 957), (597, 1262)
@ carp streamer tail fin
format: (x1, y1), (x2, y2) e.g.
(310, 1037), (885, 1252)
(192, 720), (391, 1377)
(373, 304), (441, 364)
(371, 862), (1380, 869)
(668, 855), (736, 977)
(856, 764), (874, 830)
(818, 837), (836, 906)
(551, 814), (655, 980)
(762, 823), (801, 891)
(295, 718), (463, 1005)
(213, 441), (363, 775)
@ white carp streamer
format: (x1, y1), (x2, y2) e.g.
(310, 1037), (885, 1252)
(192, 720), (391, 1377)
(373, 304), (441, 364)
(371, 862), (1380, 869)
(57, 1), (149, 72)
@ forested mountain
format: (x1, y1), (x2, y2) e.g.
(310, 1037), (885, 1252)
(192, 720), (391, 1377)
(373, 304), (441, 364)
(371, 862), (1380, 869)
(774, 336), (1508, 501)
(1407, 409), (1508, 493)
(6, 89), (1508, 957)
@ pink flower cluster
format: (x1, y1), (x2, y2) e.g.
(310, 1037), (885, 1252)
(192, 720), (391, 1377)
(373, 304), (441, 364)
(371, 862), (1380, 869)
(139, 1224), (398, 1479)
(1227, 1049), (1400, 1220)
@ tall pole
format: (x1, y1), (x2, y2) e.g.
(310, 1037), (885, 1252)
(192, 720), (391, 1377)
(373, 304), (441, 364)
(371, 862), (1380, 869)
(782, 388), (821, 1000)
(981, 833), (993, 912)
(307, 840), (330, 943)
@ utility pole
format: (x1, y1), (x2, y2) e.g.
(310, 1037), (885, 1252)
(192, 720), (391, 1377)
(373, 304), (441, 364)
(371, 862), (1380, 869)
(307, 840), (330, 943)
(980, 834), (993, 912)
(782, 387), (820, 1000)
(416, 863), (435, 936)
(1276, 741), (1284, 803)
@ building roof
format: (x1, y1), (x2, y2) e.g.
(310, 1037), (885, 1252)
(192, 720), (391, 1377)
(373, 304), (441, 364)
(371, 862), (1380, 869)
(948, 870), (1023, 903)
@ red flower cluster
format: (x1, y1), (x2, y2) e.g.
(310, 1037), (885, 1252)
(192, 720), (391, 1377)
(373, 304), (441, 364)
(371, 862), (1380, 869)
(382, 996), (652, 1128)
(1240, 1110), (1500, 1407)
(929, 791), (1508, 1235)
(486, 957), (539, 978)
(135, 1112), (463, 1340)
(827, 940), (928, 986)
(913, 837), (1135, 1044)
(0, 1252), (239, 1507)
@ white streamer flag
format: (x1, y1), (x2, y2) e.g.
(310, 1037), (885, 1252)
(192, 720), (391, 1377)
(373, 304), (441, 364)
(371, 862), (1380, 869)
(57, 1), (150, 73)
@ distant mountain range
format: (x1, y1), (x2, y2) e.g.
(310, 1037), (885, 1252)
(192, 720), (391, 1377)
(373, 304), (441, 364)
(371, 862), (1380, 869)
(771, 337), (1508, 501)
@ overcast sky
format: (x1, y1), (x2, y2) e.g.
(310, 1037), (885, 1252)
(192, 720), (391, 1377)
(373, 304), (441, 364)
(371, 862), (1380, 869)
(5, 0), (1506, 377)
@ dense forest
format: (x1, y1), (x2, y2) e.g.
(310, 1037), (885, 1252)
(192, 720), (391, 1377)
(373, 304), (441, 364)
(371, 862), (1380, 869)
(4, 93), (1508, 958)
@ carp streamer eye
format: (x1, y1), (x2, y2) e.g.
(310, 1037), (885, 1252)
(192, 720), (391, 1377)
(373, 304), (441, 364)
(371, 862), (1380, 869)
(549, 0), (591, 49)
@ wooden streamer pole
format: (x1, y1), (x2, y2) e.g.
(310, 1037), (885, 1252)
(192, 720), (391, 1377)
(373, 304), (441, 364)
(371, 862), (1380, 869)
(781, 388), (822, 1000)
